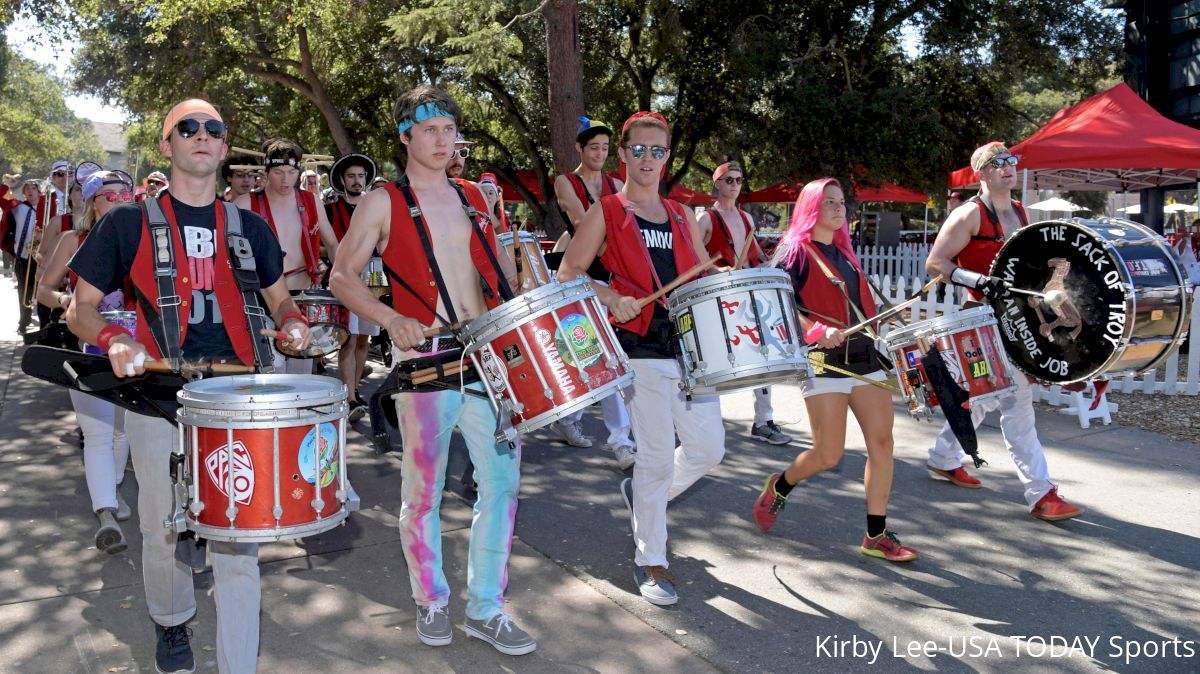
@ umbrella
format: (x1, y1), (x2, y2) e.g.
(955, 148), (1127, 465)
(1025, 197), (1084, 213)
(1165, 203), (1199, 213)
(1118, 204), (1141, 214)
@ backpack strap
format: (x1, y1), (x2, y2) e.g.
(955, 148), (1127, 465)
(140, 198), (184, 372)
(223, 202), (277, 373)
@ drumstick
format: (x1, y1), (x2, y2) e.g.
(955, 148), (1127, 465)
(410, 360), (470, 385)
(302, 154), (335, 161)
(808, 352), (900, 392)
(230, 164), (266, 171)
(733, 235), (754, 271)
(841, 274), (944, 339)
(231, 146), (265, 158)
(636, 255), (722, 309)
(261, 323), (461, 341)
(143, 361), (254, 374)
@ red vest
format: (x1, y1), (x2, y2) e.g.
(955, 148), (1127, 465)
(35, 191), (59, 230)
(327, 198), (354, 241)
(566, 172), (617, 209)
(795, 245), (876, 327)
(381, 181), (506, 327)
(956, 197), (1028, 300)
(599, 193), (700, 336)
(251, 189), (321, 285)
(128, 194), (258, 365)
(705, 208), (762, 267)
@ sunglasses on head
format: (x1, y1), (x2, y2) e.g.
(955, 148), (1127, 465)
(98, 190), (133, 203)
(452, 147), (470, 160)
(626, 144), (667, 160)
(721, 176), (744, 185)
(174, 117), (227, 140)
(985, 155), (1019, 170)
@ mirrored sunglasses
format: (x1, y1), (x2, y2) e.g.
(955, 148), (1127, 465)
(99, 190), (133, 203)
(627, 144), (667, 160)
(986, 155), (1020, 170)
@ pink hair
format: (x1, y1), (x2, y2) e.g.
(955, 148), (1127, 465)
(770, 177), (861, 274)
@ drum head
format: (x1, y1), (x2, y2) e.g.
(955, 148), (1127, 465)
(178, 374), (346, 410)
(989, 219), (1177, 383)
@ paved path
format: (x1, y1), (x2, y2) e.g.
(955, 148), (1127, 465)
(0, 271), (1196, 673)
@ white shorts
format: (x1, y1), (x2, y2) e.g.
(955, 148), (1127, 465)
(799, 369), (889, 398)
(349, 312), (380, 337)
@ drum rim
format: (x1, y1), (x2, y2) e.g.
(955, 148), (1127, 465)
(496, 230), (540, 244)
(460, 278), (596, 346)
(667, 268), (792, 307)
(509, 372), (634, 434)
(884, 306), (999, 345)
(186, 510), (348, 542)
(291, 288), (343, 303)
(177, 374), (348, 408)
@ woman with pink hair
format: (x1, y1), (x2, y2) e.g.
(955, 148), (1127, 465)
(751, 178), (918, 562)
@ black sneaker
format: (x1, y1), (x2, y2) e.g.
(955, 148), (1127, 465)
(154, 623), (195, 674)
(348, 398), (367, 423)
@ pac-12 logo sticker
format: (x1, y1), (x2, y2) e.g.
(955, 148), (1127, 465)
(480, 350), (508, 393)
(555, 313), (601, 368)
(297, 423), (339, 489)
(206, 440), (255, 505)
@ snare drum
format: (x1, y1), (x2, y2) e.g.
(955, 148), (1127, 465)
(497, 231), (552, 292)
(84, 311), (137, 355)
(885, 307), (1016, 416)
(171, 374), (358, 542)
(360, 256), (388, 298)
(459, 278), (632, 435)
(990, 218), (1190, 383)
(277, 290), (349, 358)
(668, 268), (809, 393)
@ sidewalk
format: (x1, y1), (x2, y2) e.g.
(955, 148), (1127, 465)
(0, 270), (1197, 673)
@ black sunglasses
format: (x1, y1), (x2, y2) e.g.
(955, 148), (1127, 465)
(52, 171), (67, 177)
(175, 118), (227, 140)
(626, 144), (667, 160)
(722, 176), (744, 185)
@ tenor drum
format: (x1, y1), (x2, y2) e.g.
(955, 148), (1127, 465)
(668, 268), (809, 393)
(459, 278), (632, 435)
(360, 256), (388, 298)
(497, 231), (553, 292)
(989, 218), (1190, 384)
(277, 289), (350, 358)
(84, 311), (137, 356)
(171, 374), (357, 542)
(885, 307), (1016, 417)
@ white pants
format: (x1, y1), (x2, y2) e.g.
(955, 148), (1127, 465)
(69, 390), (129, 512)
(565, 390), (634, 446)
(927, 374), (1055, 508)
(125, 413), (261, 673)
(752, 387), (773, 426)
(627, 359), (725, 568)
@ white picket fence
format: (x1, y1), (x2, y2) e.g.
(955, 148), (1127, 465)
(872, 275), (1200, 396)
(856, 245), (932, 282)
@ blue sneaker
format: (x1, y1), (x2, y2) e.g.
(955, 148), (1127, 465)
(154, 623), (195, 674)
(634, 565), (678, 606)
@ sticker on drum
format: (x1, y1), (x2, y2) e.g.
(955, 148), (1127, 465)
(479, 350), (508, 393)
(205, 440), (255, 506)
(555, 313), (602, 368)
(297, 423), (339, 489)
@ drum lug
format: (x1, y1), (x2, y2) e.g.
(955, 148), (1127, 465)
(272, 505), (283, 521)
(225, 506), (238, 523)
(311, 498), (325, 513)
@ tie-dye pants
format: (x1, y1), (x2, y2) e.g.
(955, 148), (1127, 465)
(395, 386), (521, 621)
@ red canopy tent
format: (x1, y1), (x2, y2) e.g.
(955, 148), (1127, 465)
(742, 180), (929, 204)
(492, 169), (711, 206)
(947, 83), (1200, 192)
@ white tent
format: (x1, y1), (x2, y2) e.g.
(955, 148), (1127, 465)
(1026, 197), (1085, 213)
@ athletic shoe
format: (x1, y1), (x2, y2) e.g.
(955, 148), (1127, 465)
(1031, 488), (1083, 521)
(464, 613), (537, 655)
(115, 490), (132, 521)
(554, 419), (592, 448)
(154, 623), (195, 674)
(926, 464), (982, 488)
(752, 473), (788, 532)
(751, 420), (793, 445)
(860, 530), (919, 562)
(619, 477), (634, 525)
(94, 509), (127, 554)
(415, 604), (452, 647)
(348, 398), (367, 423)
(609, 441), (637, 471)
(362, 364), (374, 378)
(633, 565), (678, 606)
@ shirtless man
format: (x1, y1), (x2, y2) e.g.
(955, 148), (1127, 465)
(698, 161), (792, 446)
(329, 85), (533, 655)
(221, 155), (257, 202)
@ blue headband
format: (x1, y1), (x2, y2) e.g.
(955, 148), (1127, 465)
(397, 102), (454, 136)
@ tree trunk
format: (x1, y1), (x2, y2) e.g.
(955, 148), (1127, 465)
(296, 26), (353, 155)
(543, 0), (584, 239)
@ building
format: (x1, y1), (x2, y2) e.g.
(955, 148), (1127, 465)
(90, 120), (129, 171)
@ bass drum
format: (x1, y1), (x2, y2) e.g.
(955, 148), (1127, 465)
(989, 218), (1189, 384)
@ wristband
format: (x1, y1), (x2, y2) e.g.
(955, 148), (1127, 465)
(949, 267), (986, 289)
(278, 310), (309, 328)
(97, 323), (133, 352)
(803, 321), (829, 345)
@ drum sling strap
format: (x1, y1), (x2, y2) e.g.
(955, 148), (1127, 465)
(222, 202), (277, 374)
(710, 209), (765, 266)
(803, 244), (893, 376)
(970, 194), (1028, 241)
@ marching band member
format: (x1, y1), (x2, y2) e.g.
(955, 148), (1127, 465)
(144, 171), (168, 198)
(36, 170), (134, 554)
(221, 154), (257, 202)
(699, 161), (793, 446)
(750, 178), (919, 562)
(559, 111), (724, 606)
(330, 85), (533, 655)
(924, 142), (1082, 521)
(5, 179), (42, 332)
(548, 117), (638, 467)
(67, 98), (313, 674)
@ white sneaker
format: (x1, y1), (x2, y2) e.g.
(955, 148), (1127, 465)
(554, 420), (592, 448)
(608, 441), (636, 470)
(115, 490), (132, 521)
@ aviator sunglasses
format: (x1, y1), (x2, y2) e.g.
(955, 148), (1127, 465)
(175, 117), (228, 140)
(626, 144), (668, 160)
(985, 155), (1020, 170)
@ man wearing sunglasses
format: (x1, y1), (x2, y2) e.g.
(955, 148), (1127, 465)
(548, 116), (637, 465)
(698, 161), (792, 447)
(66, 98), (313, 674)
(221, 154), (258, 203)
(924, 141), (1082, 522)
(144, 171), (168, 198)
(445, 133), (472, 179)
(560, 112), (726, 607)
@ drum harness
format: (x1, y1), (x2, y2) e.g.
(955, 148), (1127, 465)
(802, 244), (894, 380)
(139, 197), (277, 377)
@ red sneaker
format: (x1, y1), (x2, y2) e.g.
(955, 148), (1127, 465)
(1031, 488), (1083, 521)
(752, 473), (788, 532)
(927, 464), (982, 488)
(860, 530), (919, 562)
